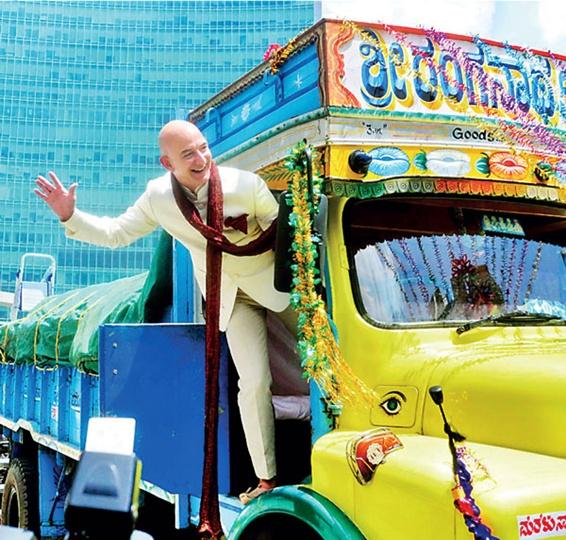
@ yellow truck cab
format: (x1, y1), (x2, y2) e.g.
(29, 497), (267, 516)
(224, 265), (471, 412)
(189, 18), (566, 540)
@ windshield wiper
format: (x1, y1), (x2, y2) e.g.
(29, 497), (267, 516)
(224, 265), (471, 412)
(456, 310), (564, 335)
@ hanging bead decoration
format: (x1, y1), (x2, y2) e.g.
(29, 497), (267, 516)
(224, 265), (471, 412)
(417, 237), (443, 295)
(504, 238), (518, 304)
(388, 241), (423, 310)
(512, 242), (529, 308)
(499, 237), (508, 287)
(398, 238), (431, 318)
(432, 236), (452, 302)
(523, 241), (543, 301)
(374, 242), (417, 321)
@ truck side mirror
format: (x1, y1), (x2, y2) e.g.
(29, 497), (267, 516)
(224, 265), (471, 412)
(428, 385), (444, 405)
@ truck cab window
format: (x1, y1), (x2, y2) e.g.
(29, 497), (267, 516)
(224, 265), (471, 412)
(344, 197), (566, 325)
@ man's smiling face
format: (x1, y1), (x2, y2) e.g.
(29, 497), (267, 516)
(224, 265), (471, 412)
(159, 121), (213, 190)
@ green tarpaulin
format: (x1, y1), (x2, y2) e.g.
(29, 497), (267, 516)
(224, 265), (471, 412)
(0, 232), (172, 374)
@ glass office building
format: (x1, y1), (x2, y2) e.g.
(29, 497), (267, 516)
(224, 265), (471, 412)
(0, 0), (320, 319)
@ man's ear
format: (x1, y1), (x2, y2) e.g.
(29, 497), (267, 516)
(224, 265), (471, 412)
(160, 155), (173, 171)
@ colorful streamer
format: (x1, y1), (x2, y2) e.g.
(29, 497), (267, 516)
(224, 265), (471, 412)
(285, 141), (376, 407)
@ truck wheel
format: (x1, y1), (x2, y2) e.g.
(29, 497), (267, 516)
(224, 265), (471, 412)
(1, 457), (39, 533)
(239, 515), (323, 540)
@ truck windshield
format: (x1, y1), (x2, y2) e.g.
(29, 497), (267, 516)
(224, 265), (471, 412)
(344, 197), (566, 325)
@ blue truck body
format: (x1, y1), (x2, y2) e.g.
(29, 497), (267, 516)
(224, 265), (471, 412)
(0, 240), (324, 538)
(0, 244), (245, 537)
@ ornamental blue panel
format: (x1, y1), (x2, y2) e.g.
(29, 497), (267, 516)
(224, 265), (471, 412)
(196, 43), (322, 157)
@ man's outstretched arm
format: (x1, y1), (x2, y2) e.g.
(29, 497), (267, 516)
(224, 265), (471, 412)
(34, 171), (77, 222)
(34, 171), (159, 249)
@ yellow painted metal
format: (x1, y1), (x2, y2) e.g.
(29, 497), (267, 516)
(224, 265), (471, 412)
(312, 432), (566, 540)
(306, 195), (566, 539)
(325, 197), (566, 450)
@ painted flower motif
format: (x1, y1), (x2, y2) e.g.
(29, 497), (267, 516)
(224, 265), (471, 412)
(368, 146), (410, 177)
(488, 152), (528, 180)
(240, 102), (251, 122)
(426, 149), (471, 176)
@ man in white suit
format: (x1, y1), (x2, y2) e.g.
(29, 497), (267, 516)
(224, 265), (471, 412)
(34, 120), (294, 502)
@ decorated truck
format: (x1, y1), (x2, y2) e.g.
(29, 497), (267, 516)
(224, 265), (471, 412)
(1, 18), (566, 540)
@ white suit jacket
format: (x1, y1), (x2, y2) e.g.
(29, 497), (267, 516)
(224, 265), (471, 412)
(63, 166), (290, 330)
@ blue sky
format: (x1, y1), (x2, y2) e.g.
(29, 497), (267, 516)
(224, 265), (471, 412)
(320, 0), (565, 54)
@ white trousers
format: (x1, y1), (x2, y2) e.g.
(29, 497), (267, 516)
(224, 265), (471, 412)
(225, 290), (296, 480)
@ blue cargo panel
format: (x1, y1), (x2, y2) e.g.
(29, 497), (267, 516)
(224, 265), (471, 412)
(195, 43), (321, 157)
(0, 363), (98, 453)
(1, 328), (230, 501)
(99, 323), (231, 496)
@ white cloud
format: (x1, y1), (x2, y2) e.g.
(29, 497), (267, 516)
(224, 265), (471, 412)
(320, 0), (496, 38)
(319, 0), (566, 53)
(537, 0), (566, 50)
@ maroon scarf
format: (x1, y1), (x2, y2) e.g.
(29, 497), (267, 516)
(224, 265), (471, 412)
(171, 163), (276, 539)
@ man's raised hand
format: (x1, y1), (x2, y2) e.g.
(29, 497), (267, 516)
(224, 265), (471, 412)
(34, 171), (78, 222)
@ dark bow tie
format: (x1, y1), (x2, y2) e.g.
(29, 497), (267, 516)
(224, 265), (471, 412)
(224, 214), (248, 234)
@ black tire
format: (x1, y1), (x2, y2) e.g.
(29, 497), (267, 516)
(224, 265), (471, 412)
(0, 457), (39, 533)
(239, 515), (323, 540)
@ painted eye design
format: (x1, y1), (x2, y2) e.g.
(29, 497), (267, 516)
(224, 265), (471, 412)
(368, 146), (410, 177)
(426, 149), (471, 176)
(380, 395), (403, 415)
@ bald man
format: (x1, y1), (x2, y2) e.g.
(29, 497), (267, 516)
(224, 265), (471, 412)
(35, 120), (296, 502)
